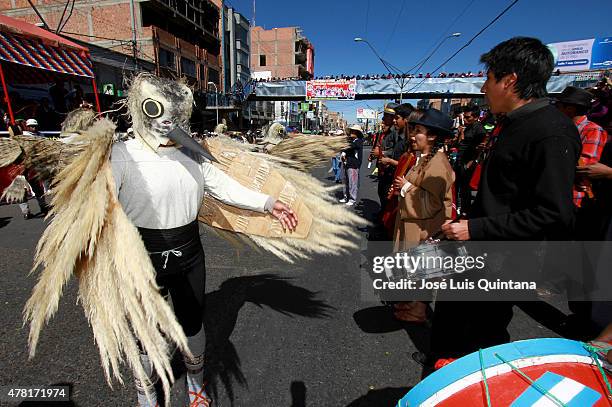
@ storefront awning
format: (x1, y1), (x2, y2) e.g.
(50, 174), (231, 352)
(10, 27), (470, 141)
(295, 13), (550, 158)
(0, 31), (93, 78)
(0, 14), (93, 79)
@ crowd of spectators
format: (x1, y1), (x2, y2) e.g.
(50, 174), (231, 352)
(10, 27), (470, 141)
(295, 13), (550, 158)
(253, 69), (565, 83)
(1, 80), (93, 133)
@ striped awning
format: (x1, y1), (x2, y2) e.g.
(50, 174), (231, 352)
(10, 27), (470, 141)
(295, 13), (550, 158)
(0, 31), (94, 79)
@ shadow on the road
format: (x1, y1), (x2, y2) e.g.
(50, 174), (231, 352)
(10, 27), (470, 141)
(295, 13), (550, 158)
(353, 306), (431, 354)
(514, 301), (601, 341)
(345, 386), (411, 407)
(354, 198), (380, 222)
(289, 380), (306, 407)
(0, 216), (11, 228)
(353, 306), (407, 334)
(515, 301), (567, 336)
(201, 274), (334, 405)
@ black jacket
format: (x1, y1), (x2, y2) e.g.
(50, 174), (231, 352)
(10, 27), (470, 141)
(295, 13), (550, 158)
(457, 121), (487, 165)
(344, 137), (364, 169)
(468, 99), (581, 240)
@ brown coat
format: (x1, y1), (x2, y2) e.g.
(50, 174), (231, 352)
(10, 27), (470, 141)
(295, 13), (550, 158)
(393, 151), (454, 251)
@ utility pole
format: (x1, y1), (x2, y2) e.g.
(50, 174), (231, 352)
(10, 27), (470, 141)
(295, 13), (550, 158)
(129, 0), (138, 69)
(252, 0), (256, 27)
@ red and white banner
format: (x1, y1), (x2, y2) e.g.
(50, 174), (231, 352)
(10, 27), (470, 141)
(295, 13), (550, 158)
(306, 79), (356, 100)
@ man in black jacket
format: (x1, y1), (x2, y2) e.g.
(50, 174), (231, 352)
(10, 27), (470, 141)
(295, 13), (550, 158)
(428, 37), (581, 362)
(454, 105), (487, 215)
(340, 125), (364, 206)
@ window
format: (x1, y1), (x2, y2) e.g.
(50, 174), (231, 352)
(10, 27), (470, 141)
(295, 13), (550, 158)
(259, 54), (266, 67)
(208, 67), (220, 86)
(180, 57), (196, 78)
(158, 48), (175, 70)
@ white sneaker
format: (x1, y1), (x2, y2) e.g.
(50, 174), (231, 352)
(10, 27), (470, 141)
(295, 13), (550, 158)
(346, 200), (356, 206)
(338, 198), (348, 203)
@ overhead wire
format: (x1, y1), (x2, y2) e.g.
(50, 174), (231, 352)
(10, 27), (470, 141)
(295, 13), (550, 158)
(382, 0), (406, 57)
(55, 0), (71, 33)
(406, 0), (521, 93)
(58, 0), (76, 33)
(364, 0), (370, 38)
(410, 0), (478, 73)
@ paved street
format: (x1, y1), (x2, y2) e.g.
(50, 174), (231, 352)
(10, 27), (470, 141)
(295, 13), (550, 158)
(0, 147), (569, 407)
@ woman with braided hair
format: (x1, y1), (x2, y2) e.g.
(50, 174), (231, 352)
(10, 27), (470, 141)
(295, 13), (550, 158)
(391, 108), (455, 322)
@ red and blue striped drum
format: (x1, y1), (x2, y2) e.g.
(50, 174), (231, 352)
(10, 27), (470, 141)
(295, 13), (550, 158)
(398, 338), (612, 406)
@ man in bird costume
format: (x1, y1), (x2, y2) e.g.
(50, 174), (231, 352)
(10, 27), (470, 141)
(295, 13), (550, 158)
(0, 74), (366, 406)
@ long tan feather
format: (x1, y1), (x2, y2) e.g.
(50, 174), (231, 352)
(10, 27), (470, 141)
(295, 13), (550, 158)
(268, 135), (350, 170)
(200, 136), (369, 263)
(24, 118), (188, 406)
(0, 174), (29, 203)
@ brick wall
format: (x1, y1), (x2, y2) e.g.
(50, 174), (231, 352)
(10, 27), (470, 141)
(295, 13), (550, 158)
(251, 26), (311, 79)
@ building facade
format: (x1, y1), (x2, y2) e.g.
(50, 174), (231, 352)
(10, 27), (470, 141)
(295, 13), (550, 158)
(250, 26), (314, 80)
(1, 0), (223, 93)
(249, 26), (314, 129)
(221, 6), (252, 127)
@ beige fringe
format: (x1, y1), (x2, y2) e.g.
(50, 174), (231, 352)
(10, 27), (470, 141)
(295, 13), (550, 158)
(268, 135), (350, 171)
(0, 137), (22, 166)
(0, 174), (29, 203)
(23, 118), (188, 406)
(202, 136), (369, 263)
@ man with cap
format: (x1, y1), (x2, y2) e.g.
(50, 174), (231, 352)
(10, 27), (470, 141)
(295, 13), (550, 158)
(24, 119), (43, 137)
(370, 102), (399, 211)
(556, 86), (608, 210)
(557, 86), (609, 337)
(340, 124), (364, 206)
(435, 37), (580, 365)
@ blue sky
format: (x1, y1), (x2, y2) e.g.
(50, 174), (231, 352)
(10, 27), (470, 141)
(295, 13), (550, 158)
(227, 0), (612, 122)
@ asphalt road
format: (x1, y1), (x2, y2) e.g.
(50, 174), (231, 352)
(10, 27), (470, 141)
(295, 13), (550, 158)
(0, 147), (569, 407)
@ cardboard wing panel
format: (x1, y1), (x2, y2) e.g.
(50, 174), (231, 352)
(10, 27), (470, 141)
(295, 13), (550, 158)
(198, 139), (312, 239)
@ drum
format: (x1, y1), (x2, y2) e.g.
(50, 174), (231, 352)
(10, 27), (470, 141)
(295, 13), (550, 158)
(397, 338), (612, 406)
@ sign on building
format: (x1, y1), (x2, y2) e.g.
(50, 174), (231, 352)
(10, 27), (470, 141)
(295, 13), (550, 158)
(102, 83), (115, 95)
(356, 108), (376, 119)
(547, 37), (612, 72)
(251, 71), (272, 80)
(306, 79), (356, 100)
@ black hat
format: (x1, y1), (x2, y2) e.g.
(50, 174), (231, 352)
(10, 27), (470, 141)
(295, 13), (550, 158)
(384, 102), (399, 115)
(556, 86), (593, 109)
(409, 108), (454, 137)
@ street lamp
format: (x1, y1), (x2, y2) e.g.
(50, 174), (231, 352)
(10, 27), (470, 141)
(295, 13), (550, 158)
(207, 81), (219, 127)
(354, 37), (405, 101)
(412, 32), (461, 75)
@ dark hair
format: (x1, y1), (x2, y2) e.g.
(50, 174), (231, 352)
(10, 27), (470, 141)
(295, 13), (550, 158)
(394, 103), (415, 119)
(480, 37), (554, 100)
(463, 105), (480, 115)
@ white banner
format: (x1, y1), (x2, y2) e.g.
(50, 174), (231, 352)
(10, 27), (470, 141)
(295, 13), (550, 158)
(251, 70), (272, 80)
(547, 39), (595, 72)
(356, 108), (377, 119)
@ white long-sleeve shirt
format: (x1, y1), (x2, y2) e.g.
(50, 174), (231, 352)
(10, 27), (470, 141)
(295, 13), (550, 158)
(111, 139), (272, 229)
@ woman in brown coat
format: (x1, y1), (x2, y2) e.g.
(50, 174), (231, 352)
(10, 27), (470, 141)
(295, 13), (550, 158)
(392, 108), (455, 322)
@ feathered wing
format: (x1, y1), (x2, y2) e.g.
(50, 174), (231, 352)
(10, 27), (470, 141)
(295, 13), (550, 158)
(23, 119), (189, 405)
(268, 134), (349, 171)
(0, 134), (85, 179)
(1, 174), (30, 203)
(199, 136), (368, 263)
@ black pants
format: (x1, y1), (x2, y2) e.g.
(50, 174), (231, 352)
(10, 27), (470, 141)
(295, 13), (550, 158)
(429, 301), (513, 361)
(377, 172), (393, 214)
(138, 221), (205, 337)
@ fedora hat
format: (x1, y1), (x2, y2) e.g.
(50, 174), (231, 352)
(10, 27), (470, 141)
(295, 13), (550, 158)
(384, 102), (399, 115)
(556, 86), (593, 108)
(409, 108), (454, 137)
(348, 124), (363, 134)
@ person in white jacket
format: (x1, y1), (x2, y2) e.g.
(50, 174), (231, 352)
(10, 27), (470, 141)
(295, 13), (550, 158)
(114, 75), (297, 407)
